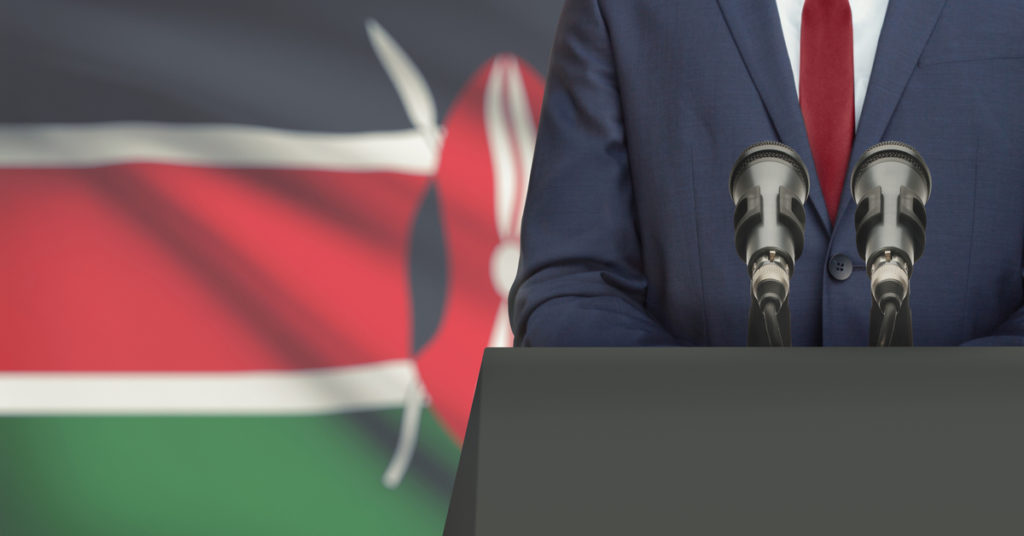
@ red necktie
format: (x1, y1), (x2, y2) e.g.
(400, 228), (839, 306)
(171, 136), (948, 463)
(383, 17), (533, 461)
(800, 0), (854, 223)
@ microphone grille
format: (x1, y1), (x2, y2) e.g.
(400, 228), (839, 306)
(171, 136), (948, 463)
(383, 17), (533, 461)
(852, 141), (931, 188)
(730, 141), (809, 192)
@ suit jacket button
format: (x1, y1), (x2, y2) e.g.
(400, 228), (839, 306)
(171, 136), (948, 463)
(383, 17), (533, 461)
(828, 254), (853, 281)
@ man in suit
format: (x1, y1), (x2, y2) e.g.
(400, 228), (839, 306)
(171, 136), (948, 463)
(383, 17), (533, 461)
(509, 0), (1024, 346)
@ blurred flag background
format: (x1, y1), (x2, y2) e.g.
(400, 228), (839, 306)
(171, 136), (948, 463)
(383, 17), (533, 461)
(0, 1), (562, 533)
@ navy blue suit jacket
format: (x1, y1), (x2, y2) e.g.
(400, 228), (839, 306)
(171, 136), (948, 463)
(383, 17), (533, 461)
(510, 0), (1024, 346)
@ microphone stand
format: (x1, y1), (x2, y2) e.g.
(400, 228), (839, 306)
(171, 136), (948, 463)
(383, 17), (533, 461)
(869, 299), (913, 346)
(747, 298), (792, 346)
(849, 141), (931, 348)
(729, 141), (809, 348)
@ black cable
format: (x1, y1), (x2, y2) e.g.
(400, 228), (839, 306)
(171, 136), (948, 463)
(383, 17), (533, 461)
(762, 300), (785, 347)
(876, 301), (900, 347)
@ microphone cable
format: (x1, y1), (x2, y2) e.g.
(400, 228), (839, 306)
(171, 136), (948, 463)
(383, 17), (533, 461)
(762, 300), (785, 347)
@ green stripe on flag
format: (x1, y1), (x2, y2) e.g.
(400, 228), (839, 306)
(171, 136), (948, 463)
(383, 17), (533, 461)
(0, 410), (459, 535)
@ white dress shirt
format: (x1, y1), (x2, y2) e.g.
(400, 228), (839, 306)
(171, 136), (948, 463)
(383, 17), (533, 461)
(775, 0), (889, 128)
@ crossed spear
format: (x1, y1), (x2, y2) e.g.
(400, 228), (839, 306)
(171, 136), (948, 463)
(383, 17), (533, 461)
(365, 18), (536, 488)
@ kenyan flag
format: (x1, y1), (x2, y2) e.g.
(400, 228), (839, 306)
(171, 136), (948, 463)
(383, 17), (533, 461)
(0, 1), (559, 533)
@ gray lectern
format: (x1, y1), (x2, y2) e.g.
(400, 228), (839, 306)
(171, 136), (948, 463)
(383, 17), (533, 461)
(444, 347), (1024, 536)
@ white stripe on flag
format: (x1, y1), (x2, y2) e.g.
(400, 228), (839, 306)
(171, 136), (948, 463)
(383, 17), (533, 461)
(0, 122), (440, 174)
(0, 359), (421, 415)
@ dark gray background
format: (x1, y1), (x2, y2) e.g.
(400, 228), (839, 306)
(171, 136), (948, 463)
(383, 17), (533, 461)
(1, 0), (562, 130)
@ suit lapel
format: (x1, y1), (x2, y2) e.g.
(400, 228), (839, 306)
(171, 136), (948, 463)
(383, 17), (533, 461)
(834, 0), (948, 232)
(716, 0), (830, 231)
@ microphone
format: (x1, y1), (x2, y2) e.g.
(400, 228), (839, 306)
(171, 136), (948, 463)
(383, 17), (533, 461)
(730, 142), (810, 346)
(849, 141), (931, 346)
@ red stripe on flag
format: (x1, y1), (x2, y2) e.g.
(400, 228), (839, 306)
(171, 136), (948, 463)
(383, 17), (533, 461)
(0, 164), (427, 371)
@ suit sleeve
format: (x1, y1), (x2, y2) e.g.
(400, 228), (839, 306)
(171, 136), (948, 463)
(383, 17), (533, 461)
(508, 0), (681, 346)
(961, 256), (1024, 346)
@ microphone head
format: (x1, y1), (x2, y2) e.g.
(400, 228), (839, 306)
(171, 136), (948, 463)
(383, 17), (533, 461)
(730, 141), (810, 272)
(850, 141), (932, 267)
(851, 141), (931, 204)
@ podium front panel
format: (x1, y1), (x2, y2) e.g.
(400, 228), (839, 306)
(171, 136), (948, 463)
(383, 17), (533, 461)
(446, 347), (1024, 535)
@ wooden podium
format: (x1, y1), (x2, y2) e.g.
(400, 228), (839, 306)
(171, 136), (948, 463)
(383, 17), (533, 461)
(444, 347), (1024, 535)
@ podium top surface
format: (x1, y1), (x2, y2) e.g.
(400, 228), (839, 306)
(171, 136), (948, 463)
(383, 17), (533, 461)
(452, 347), (1024, 536)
